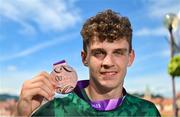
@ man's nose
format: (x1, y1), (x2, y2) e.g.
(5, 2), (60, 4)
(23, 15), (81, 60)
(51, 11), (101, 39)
(101, 55), (114, 68)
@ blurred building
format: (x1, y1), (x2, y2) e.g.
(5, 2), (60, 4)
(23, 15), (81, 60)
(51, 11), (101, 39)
(143, 87), (180, 116)
(0, 99), (17, 116)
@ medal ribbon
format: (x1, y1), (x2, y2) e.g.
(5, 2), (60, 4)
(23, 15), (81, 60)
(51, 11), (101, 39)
(74, 80), (126, 111)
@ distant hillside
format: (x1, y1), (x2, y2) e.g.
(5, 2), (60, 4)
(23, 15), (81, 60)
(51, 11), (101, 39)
(131, 93), (164, 98)
(0, 94), (18, 101)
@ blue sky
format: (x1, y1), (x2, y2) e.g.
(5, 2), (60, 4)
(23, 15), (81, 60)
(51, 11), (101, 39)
(0, 0), (180, 98)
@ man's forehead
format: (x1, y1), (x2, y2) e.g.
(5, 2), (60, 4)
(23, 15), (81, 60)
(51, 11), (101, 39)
(87, 39), (130, 52)
(90, 38), (129, 47)
(90, 36), (128, 44)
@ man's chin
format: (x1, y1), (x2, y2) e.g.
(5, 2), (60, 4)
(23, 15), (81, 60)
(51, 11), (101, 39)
(99, 81), (118, 90)
(102, 76), (116, 80)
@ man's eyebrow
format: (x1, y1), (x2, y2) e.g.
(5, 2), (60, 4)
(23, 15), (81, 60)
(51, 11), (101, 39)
(114, 48), (128, 52)
(91, 48), (105, 52)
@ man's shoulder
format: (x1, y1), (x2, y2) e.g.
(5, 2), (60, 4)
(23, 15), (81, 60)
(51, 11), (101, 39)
(31, 92), (90, 116)
(32, 93), (77, 116)
(122, 93), (160, 116)
(45, 93), (80, 106)
(125, 93), (156, 107)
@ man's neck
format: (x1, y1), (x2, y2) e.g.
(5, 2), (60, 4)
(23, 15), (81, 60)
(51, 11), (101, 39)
(85, 81), (123, 101)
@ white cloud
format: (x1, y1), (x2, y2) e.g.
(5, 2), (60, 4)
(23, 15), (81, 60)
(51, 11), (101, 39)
(0, 70), (38, 95)
(6, 65), (17, 72)
(0, 87), (20, 95)
(0, 0), (81, 34)
(134, 27), (168, 36)
(0, 32), (78, 62)
(147, 0), (180, 18)
(134, 0), (180, 37)
(134, 49), (169, 66)
(18, 23), (37, 35)
(0, 0), (37, 35)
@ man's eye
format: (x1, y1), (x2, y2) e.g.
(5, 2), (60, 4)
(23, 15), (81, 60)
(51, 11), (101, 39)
(93, 51), (105, 58)
(114, 51), (126, 56)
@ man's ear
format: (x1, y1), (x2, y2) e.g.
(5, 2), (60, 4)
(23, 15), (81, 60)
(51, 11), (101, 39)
(81, 50), (88, 66)
(128, 50), (135, 67)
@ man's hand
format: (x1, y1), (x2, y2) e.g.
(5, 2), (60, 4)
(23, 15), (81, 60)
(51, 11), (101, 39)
(15, 71), (55, 116)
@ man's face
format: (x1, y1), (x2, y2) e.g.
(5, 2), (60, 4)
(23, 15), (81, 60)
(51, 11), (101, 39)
(81, 37), (135, 90)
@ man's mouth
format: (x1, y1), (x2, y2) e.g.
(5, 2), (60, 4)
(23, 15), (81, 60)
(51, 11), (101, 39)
(100, 71), (117, 77)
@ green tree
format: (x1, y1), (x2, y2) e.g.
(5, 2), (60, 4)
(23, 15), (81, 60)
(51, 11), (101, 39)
(168, 55), (180, 77)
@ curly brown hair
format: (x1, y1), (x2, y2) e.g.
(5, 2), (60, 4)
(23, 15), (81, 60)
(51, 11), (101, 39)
(81, 9), (133, 53)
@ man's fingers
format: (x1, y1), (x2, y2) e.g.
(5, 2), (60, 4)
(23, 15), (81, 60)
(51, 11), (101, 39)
(42, 71), (57, 86)
(26, 81), (54, 97)
(22, 87), (52, 101)
(31, 72), (55, 92)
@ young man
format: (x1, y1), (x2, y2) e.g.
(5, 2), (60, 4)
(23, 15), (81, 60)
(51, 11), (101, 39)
(15, 9), (160, 116)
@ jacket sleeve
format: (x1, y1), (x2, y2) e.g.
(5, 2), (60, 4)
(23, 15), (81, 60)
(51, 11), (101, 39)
(31, 100), (55, 116)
